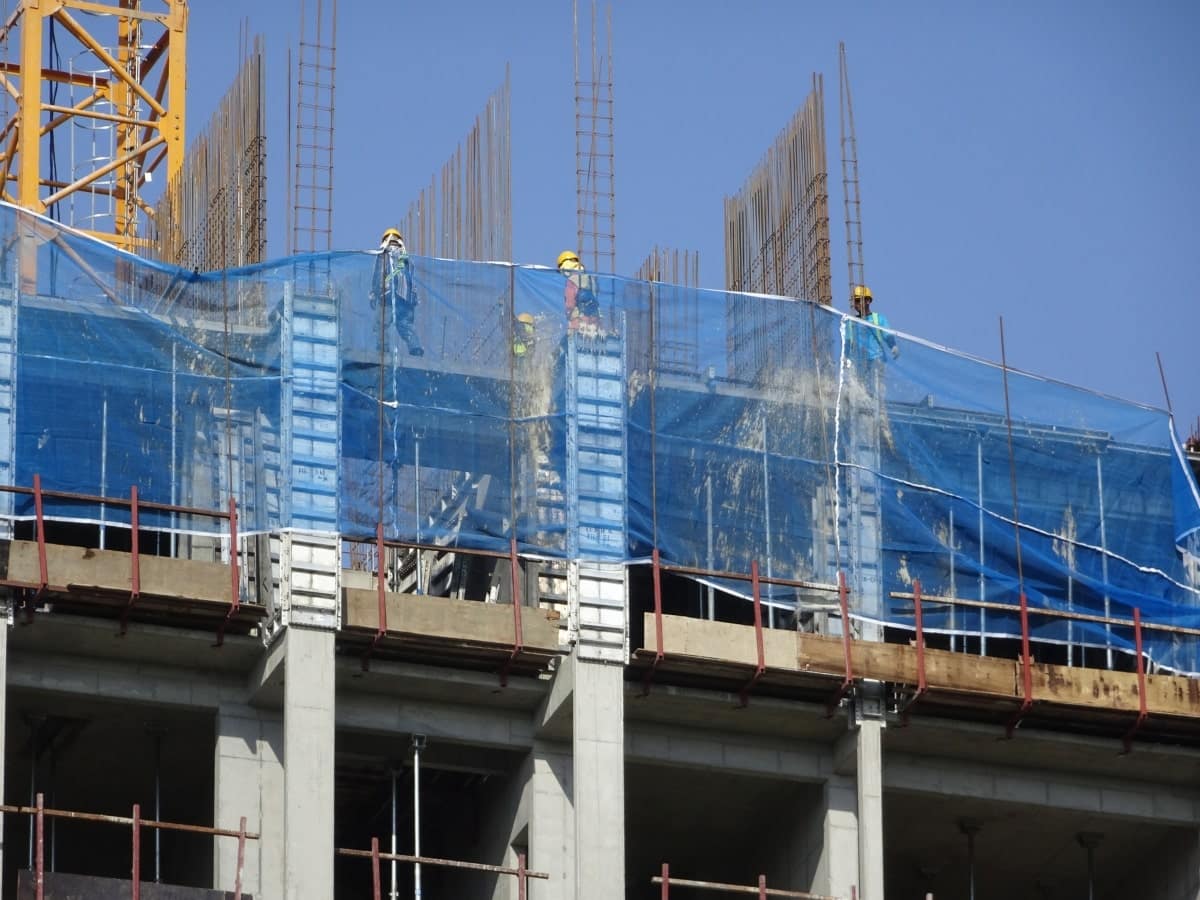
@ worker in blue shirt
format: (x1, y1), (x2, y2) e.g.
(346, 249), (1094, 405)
(846, 284), (898, 366)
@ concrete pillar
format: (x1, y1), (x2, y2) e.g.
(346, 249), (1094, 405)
(806, 776), (860, 899)
(283, 626), (336, 900)
(0, 616), (8, 882)
(572, 657), (623, 900)
(530, 741), (574, 900)
(1138, 827), (1200, 900)
(215, 704), (285, 900)
(855, 719), (885, 900)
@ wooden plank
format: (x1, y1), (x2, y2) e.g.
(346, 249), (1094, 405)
(344, 588), (561, 653)
(644, 614), (1200, 720)
(4, 540), (231, 602)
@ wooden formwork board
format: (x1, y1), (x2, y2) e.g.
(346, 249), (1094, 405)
(639, 613), (1200, 721)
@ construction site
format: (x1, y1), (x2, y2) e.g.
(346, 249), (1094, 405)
(0, 2), (1196, 899)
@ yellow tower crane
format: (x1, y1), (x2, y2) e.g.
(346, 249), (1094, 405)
(0, 0), (187, 253)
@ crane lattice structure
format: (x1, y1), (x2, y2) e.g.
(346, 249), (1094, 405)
(0, 0), (187, 252)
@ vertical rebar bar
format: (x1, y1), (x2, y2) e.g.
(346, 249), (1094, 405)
(575, 0), (616, 275)
(839, 42), (865, 306)
(402, 70), (511, 264)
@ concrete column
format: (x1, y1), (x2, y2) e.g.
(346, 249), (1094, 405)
(572, 657), (623, 900)
(805, 776), (860, 899)
(1139, 827), (1200, 900)
(530, 741), (574, 900)
(215, 704), (285, 900)
(283, 626), (336, 900)
(0, 616), (8, 881)
(855, 719), (885, 900)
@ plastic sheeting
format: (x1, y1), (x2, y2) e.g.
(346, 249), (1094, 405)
(1, 202), (1197, 671)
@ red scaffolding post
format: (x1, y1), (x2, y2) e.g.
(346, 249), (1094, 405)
(641, 548), (665, 695)
(120, 485), (141, 634)
(900, 579), (927, 724)
(370, 836), (382, 900)
(1122, 607), (1149, 753)
(234, 816), (247, 900)
(216, 498), (241, 646)
(26, 473), (49, 623)
(826, 571), (855, 717)
(131, 802), (141, 900)
(363, 522), (389, 671)
(738, 560), (766, 707)
(34, 792), (44, 900)
(1005, 591), (1034, 737)
(499, 536), (525, 687)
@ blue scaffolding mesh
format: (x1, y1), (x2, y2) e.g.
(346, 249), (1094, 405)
(2, 203), (1198, 671)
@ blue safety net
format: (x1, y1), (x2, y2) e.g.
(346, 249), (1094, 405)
(1, 202), (1197, 672)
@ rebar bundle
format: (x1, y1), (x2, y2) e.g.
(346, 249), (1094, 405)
(723, 74), (831, 304)
(150, 34), (267, 272)
(401, 66), (512, 263)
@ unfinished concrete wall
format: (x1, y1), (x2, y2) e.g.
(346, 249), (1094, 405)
(1124, 827), (1200, 900)
(283, 627), (335, 900)
(214, 703), (284, 900)
(526, 742), (573, 900)
(573, 659), (624, 899)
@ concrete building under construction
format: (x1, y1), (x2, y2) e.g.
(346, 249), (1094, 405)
(0, 4), (1196, 900)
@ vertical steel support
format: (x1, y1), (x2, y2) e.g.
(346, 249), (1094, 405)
(363, 523), (388, 671)
(976, 439), (986, 655)
(641, 548), (664, 695)
(499, 536), (524, 687)
(131, 803), (141, 900)
(1097, 455), (1113, 668)
(826, 571), (855, 716)
(371, 836), (382, 900)
(517, 851), (527, 900)
(738, 560), (766, 707)
(33, 473), (47, 590)
(758, 874), (767, 900)
(901, 579), (926, 724)
(233, 816), (246, 900)
(34, 792), (44, 900)
(121, 485), (140, 634)
(1005, 592), (1034, 738)
(1122, 608), (1148, 753)
(660, 862), (669, 900)
(216, 498), (240, 645)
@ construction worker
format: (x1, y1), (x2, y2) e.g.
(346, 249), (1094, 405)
(512, 312), (537, 359)
(846, 284), (898, 366)
(370, 227), (423, 357)
(557, 250), (600, 332)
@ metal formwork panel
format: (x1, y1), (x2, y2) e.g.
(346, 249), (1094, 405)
(0, 285), (15, 539)
(281, 530), (341, 629)
(281, 285), (340, 533)
(564, 332), (629, 661)
(565, 334), (628, 561)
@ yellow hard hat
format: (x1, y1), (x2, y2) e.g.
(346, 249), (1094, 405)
(852, 284), (872, 301)
(557, 250), (581, 269)
(517, 312), (535, 325)
(381, 227), (403, 244)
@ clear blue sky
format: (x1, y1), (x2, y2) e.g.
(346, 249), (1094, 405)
(186, 1), (1200, 431)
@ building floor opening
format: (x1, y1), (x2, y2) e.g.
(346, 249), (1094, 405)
(883, 790), (1192, 900)
(334, 729), (526, 899)
(2, 691), (215, 897)
(625, 762), (822, 900)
